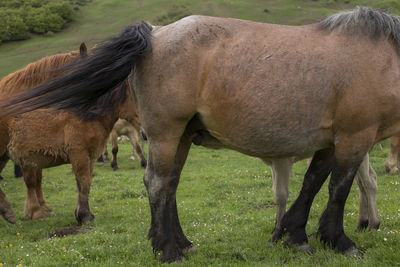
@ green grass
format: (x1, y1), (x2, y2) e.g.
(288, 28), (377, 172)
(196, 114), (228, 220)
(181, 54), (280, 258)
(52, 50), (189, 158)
(2, 0), (400, 265)
(1, 143), (400, 266)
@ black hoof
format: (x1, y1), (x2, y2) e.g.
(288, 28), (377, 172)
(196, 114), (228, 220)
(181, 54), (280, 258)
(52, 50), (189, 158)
(344, 246), (361, 257)
(76, 211), (95, 225)
(284, 241), (313, 254)
(0, 175), (3, 181)
(141, 160), (147, 168)
(356, 220), (369, 231)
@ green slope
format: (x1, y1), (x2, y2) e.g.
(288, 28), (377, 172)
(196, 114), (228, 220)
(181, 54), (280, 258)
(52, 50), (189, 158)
(2, 0), (396, 79)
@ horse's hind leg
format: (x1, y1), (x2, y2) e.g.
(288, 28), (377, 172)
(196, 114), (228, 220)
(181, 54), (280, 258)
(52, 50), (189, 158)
(386, 135), (400, 174)
(145, 125), (192, 262)
(279, 149), (334, 251)
(0, 188), (15, 224)
(355, 154), (379, 230)
(266, 158), (292, 242)
(23, 168), (49, 219)
(129, 129), (147, 168)
(34, 169), (53, 215)
(109, 130), (119, 171)
(70, 153), (95, 224)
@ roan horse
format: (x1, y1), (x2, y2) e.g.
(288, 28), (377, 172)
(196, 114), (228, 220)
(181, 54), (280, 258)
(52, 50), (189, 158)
(100, 118), (147, 171)
(0, 44), (140, 224)
(1, 7), (399, 262)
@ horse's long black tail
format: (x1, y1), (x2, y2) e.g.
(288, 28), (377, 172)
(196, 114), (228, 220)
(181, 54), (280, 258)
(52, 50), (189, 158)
(1, 22), (152, 118)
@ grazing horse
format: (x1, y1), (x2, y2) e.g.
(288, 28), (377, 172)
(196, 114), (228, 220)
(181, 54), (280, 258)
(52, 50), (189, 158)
(0, 44), (141, 224)
(2, 7), (400, 262)
(101, 118), (147, 171)
(386, 134), (400, 174)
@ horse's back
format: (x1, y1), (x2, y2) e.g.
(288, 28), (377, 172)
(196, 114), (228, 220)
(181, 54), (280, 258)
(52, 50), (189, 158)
(137, 15), (400, 158)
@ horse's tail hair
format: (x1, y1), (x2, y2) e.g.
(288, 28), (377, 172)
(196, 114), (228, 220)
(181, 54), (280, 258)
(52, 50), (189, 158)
(0, 22), (153, 118)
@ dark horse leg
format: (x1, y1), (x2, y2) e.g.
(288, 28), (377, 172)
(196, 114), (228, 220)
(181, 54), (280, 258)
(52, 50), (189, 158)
(279, 132), (372, 254)
(110, 130), (119, 171)
(71, 153), (95, 224)
(275, 149), (334, 249)
(14, 165), (23, 178)
(145, 131), (193, 262)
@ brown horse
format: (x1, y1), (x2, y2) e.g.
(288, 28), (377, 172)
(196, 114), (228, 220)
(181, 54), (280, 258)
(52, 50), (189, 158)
(100, 118), (147, 171)
(0, 44), (140, 224)
(2, 7), (400, 262)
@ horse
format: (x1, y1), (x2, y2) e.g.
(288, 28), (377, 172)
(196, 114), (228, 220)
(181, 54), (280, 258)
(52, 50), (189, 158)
(100, 118), (147, 171)
(386, 134), (400, 174)
(2, 7), (400, 262)
(191, 130), (380, 238)
(0, 43), (141, 224)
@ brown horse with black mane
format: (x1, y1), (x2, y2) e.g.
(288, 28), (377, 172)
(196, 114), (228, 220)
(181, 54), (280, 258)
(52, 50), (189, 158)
(2, 7), (400, 262)
(0, 43), (140, 224)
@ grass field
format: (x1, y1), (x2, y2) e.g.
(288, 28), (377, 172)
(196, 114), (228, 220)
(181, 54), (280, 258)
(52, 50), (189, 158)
(2, 0), (400, 266)
(1, 143), (400, 266)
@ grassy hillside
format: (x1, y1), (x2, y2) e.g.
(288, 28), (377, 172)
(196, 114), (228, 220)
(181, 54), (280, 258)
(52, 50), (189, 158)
(1, 0), (398, 79)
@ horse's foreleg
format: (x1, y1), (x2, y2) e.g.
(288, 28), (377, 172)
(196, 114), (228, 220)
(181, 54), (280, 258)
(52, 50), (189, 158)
(23, 168), (48, 219)
(110, 130), (119, 171)
(71, 154), (94, 224)
(129, 129), (147, 168)
(145, 130), (190, 262)
(268, 158), (292, 242)
(34, 169), (53, 215)
(317, 132), (374, 255)
(0, 188), (15, 224)
(279, 149), (334, 251)
(355, 154), (379, 230)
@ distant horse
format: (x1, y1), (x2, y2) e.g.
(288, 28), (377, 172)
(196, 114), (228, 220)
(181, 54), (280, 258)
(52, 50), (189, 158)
(0, 44), (140, 224)
(3, 7), (400, 262)
(386, 134), (400, 174)
(100, 118), (147, 171)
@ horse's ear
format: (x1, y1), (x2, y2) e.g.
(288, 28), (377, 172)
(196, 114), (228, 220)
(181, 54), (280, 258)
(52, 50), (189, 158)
(79, 42), (88, 58)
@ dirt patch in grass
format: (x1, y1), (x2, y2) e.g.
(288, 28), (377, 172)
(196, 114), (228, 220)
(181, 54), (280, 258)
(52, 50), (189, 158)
(48, 225), (93, 238)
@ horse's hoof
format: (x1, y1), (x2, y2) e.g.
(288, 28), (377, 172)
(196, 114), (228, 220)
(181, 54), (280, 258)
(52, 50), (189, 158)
(356, 220), (369, 232)
(141, 160), (147, 168)
(344, 246), (361, 257)
(112, 167), (119, 171)
(0, 175), (3, 181)
(77, 212), (95, 225)
(295, 242), (313, 254)
(285, 241), (313, 254)
(183, 246), (197, 254)
(2, 210), (16, 224)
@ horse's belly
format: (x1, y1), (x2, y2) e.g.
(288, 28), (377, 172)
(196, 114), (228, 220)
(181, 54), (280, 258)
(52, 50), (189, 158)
(8, 149), (68, 168)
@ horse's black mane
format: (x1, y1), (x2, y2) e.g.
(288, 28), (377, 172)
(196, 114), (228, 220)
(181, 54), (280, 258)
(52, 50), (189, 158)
(319, 6), (400, 54)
